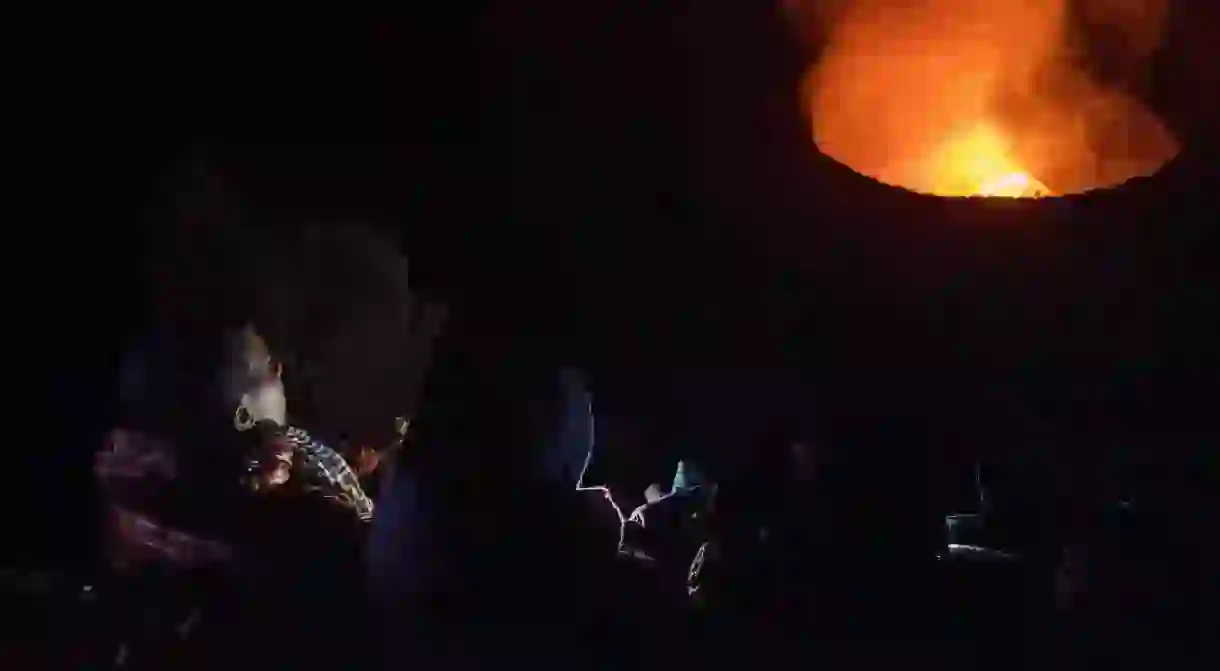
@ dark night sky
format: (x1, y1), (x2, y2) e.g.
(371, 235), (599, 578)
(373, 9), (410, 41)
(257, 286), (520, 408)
(16, 3), (1219, 569)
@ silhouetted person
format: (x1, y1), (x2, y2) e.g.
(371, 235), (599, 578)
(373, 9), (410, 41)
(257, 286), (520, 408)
(95, 167), (439, 667)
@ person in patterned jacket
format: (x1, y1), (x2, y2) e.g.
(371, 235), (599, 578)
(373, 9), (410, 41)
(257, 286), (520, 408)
(92, 169), (442, 667)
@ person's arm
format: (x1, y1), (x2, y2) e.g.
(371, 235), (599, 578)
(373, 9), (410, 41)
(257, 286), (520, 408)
(95, 427), (268, 558)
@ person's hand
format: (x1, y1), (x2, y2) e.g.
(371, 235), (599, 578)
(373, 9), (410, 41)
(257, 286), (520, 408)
(349, 416), (409, 478)
(353, 447), (382, 477)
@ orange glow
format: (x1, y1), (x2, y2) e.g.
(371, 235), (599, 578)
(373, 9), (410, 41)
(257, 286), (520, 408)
(926, 123), (1051, 197)
(786, 0), (1179, 198)
(978, 173), (1048, 199)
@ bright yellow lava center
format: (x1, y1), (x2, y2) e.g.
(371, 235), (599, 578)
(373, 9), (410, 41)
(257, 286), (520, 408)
(927, 123), (1050, 198)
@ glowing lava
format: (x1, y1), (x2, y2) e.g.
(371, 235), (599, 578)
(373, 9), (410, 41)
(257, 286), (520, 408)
(787, 0), (1179, 199)
(978, 173), (1049, 198)
(928, 123), (1051, 198)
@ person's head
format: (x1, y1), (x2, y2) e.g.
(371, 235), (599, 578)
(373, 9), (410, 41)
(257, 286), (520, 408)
(226, 325), (286, 428)
(248, 222), (441, 462)
(134, 165), (440, 474)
